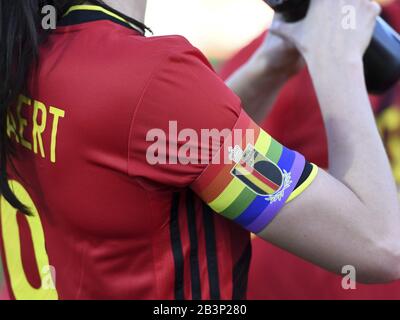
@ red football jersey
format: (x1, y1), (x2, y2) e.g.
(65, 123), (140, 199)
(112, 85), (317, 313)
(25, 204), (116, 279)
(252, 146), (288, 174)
(0, 6), (251, 300)
(219, 1), (400, 300)
(0, 5), (317, 300)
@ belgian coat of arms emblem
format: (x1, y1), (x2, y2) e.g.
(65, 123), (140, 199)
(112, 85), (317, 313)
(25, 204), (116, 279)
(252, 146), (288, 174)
(229, 144), (292, 203)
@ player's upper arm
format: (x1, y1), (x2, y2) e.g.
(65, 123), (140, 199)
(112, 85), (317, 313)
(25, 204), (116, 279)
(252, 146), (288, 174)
(190, 112), (399, 282)
(128, 38), (399, 282)
(129, 37), (317, 226)
(128, 38), (242, 187)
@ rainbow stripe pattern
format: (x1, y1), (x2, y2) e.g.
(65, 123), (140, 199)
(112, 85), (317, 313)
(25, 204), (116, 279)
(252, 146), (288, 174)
(192, 110), (318, 234)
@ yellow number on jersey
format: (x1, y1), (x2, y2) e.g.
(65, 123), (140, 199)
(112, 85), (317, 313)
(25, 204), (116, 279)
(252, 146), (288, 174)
(377, 106), (400, 185)
(0, 180), (58, 300)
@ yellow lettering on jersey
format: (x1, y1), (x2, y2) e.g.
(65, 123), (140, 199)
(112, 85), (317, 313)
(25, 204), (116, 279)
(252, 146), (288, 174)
(49, 107), (65, 164)
(17, 95), (32, 151)
(32, 100), (47, 159)
(0, 180), (58, 300)
(8, 95), (65, 164)
(7, 111), (20, 143)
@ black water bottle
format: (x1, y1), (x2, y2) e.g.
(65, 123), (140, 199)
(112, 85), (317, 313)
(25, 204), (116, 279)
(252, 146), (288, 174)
(265, 0), (400, 94)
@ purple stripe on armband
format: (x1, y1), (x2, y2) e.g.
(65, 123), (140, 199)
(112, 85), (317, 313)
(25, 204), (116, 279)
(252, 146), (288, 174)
(247, 152), (306, 234)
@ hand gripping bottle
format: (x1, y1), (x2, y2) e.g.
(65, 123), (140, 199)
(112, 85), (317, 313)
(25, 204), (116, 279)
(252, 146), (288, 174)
(265, 0), (400, 94)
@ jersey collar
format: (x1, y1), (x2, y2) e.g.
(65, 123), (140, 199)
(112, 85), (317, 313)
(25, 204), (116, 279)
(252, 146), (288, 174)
(60, 5), (146, 35)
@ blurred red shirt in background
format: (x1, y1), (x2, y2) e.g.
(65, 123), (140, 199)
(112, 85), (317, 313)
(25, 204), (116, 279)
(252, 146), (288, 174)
(219, 1), (400, 299)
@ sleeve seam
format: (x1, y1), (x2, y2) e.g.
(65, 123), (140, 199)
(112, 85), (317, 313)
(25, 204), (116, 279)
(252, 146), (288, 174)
(126, 51), (177, 177)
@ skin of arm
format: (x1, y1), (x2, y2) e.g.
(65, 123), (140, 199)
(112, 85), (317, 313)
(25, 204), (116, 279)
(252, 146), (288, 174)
(225, 29), (304, 123)
(231, 0), (400, 283)
(259, 59), (400, 283)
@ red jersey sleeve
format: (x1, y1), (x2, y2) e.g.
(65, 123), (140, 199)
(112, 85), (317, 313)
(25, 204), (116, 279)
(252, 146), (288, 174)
(128, 38), (318, 233)
(128, 38), (242, 188)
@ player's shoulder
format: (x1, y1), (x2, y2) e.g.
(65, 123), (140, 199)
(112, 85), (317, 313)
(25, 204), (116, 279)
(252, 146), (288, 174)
(116, 32), (212, 72)
(138, 34), (196, 53)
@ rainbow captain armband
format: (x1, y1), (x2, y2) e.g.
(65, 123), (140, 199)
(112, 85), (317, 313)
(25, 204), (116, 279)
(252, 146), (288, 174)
(191, 110), (318, 234)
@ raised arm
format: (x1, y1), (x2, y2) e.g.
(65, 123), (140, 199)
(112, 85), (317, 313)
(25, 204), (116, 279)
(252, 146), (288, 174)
(257, 0), (400, 283)
(196, 0), (400, 283)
